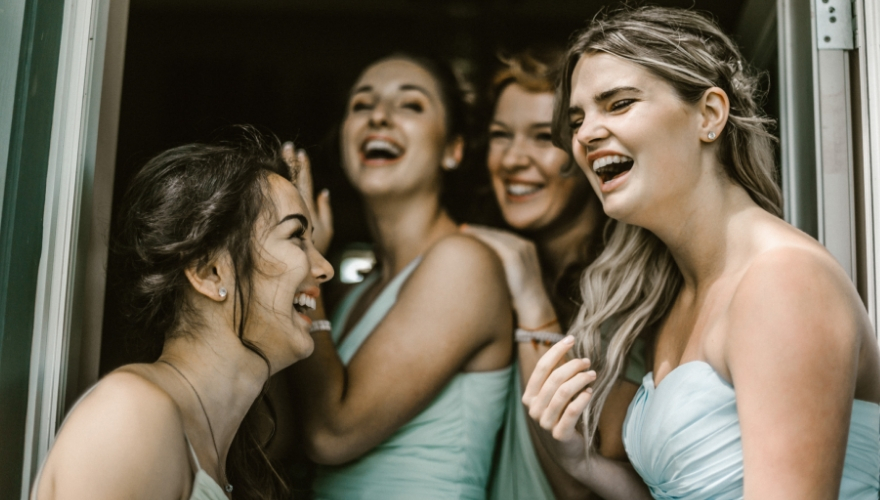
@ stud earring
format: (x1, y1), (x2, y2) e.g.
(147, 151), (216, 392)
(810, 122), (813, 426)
(219, 287), (227, 300)
(708, 131), (717, 141)
(444, 158), (458, 170)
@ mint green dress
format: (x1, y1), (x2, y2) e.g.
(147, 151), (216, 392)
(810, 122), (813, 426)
(313, 258), (513, 500)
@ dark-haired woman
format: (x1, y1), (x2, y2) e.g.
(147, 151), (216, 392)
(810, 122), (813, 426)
(31, 136), (333, 500)
(287, 54), (514, 499)
(466, 50), (650, 500)
(528, 6), (880, 499)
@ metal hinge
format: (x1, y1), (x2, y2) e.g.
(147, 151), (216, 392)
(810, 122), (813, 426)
(815, 0), (856, 50)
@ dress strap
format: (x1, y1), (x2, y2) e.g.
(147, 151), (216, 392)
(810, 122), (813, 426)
(183, 432), (203, 472)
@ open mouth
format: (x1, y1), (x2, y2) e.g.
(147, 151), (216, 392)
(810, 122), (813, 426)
(361, 138), (404, 163)
(504, 182), (544, 199)
(293, 292), (316, 316)
(593, 155), (634, 184)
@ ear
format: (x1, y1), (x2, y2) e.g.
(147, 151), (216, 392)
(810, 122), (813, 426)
(699, 87), (730, 143)
(184, 252), (233, 302)
(442, 135), (465, 170)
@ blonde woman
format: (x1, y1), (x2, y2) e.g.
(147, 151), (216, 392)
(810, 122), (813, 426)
(526, 7), (880, 499)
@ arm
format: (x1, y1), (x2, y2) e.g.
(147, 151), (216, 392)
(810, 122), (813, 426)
(727, 248), (867, 499)
(34, 372), (190, 500)
(288, 235), (513, 465)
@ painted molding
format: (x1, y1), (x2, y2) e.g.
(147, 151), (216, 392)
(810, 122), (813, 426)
(21, 0), (108, 496)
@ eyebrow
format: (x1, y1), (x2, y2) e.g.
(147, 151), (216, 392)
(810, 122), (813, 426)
(277, 213), (309, 231)
(594, 86), (643, 103)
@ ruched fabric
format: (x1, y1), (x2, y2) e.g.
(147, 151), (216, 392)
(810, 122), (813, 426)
(623, 361), (880, 500)
(313, 257), (512, 499)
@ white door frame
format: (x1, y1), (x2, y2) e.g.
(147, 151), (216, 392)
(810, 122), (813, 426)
(20, 0), (111, 496)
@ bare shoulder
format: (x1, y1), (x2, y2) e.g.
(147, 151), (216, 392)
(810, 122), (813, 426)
(409, 233), (507, 292)
(37, 369), (189, 499)
(725, 241), (869, 372)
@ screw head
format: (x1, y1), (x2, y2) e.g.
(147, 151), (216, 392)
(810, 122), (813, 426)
(830, 16), (837, 23)
(825, 36), (832, 42)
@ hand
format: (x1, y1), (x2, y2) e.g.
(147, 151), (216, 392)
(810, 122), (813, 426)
(523, 336), (595, 444)
(459, 224), (556, 329)
(282, 142), (333, 254)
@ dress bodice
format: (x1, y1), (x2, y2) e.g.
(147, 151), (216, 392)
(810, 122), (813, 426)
(622, 361), (880, 499)
(313, 258), (512, 499)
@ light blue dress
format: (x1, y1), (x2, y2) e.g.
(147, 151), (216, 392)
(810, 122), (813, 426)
(623, 361), (880, 499)
(313, 257), (512, 500)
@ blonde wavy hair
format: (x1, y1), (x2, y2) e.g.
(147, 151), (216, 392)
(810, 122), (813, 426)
(550, 6), (784, 452)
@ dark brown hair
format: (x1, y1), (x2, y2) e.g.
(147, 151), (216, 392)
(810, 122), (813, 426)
(113, 127), (293, 498)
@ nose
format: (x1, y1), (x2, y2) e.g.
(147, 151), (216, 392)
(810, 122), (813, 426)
(500, 135), (531, 171)
(368, 101), (391, 128)
(574, 117), (609, 153)
(309, 245), (334, 284)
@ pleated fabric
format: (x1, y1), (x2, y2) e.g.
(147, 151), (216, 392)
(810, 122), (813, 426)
(623, 361), (880, 499)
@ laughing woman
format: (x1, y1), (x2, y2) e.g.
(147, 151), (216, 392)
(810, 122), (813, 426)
(287, 54), (514, 499)
(526, 7), (880, 499)
(464, 50), (649, 500)
(31, 134), (333, 500)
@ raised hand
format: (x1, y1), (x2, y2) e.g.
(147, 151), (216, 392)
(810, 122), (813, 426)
(282, 142), (333, 254)
(459, 224), (556, 330)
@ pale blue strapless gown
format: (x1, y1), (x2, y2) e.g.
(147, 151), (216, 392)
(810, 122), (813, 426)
(313, 258), (512, 500)
(623, 361), (880, 499)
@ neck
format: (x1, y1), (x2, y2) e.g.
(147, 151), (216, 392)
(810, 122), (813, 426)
(645, 179), (758, 292)
(158, 330), (267, 464)
(364, 191), (458, 279)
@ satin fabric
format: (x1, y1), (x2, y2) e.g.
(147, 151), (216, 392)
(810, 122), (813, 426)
(623, 361), (880, 499)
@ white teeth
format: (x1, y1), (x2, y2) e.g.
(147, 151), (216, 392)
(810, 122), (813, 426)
(592, 154), (633, 171)
(294, 293), (316, 311)
(363, 139), (402, 156)
(506, 183), (542, 196)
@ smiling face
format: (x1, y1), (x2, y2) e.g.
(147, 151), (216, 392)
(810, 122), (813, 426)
(568, 53), (706, 227)
(488, 83), (592, 231)
(245, 174), (333, 371)
(341, 57), (453, 199)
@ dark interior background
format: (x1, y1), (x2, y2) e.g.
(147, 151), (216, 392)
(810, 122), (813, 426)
(101, 0), (756, 373)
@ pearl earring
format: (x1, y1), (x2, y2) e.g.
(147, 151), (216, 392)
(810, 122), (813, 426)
(444, 158), (458, 170)
(219, 287), (227, 299)
(708, 131), (717, 141)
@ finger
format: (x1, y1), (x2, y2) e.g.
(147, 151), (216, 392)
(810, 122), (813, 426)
(539, 370), (596, 430)
(528, 357), (591, 421)
(296, 149), (314, 197)
(317, 189), (333, 233)
(523, 337), (576, 407)
(552, 390), (593, 441)
(282, 142), (297, 168)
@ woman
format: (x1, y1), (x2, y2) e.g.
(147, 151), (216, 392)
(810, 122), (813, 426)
(526, 7), (880, 499)
(31, 133), (333, 500)
(287, 54), (515, 499)
(468, 50), (649, 500)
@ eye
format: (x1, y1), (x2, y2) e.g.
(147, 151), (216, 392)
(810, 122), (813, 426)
(288, 225), (306, 241)
(535, 132), (553, 143)
(569, 119), (583, 131)
(489, 129), (510, 140)
(610, 99), (636, 112)
(402, 101), (423, 112)
(350, 98), (373, 112)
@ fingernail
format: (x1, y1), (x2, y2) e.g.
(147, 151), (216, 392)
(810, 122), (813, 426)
(321, 188), (329, 198)
(297, 149), (306, 159)
(586, 388), (594, 394)
(582, 358), (590, 363)
(282, 141), (294, 151)
(563, 335), (575, 344)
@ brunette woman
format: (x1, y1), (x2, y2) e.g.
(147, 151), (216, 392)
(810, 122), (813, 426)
(287, 54), (514, 499)
(30, 132), (333, 500)
(528, 7), (880, 499)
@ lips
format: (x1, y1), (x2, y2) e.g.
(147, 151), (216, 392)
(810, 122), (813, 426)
(360, 137), (404, 165)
